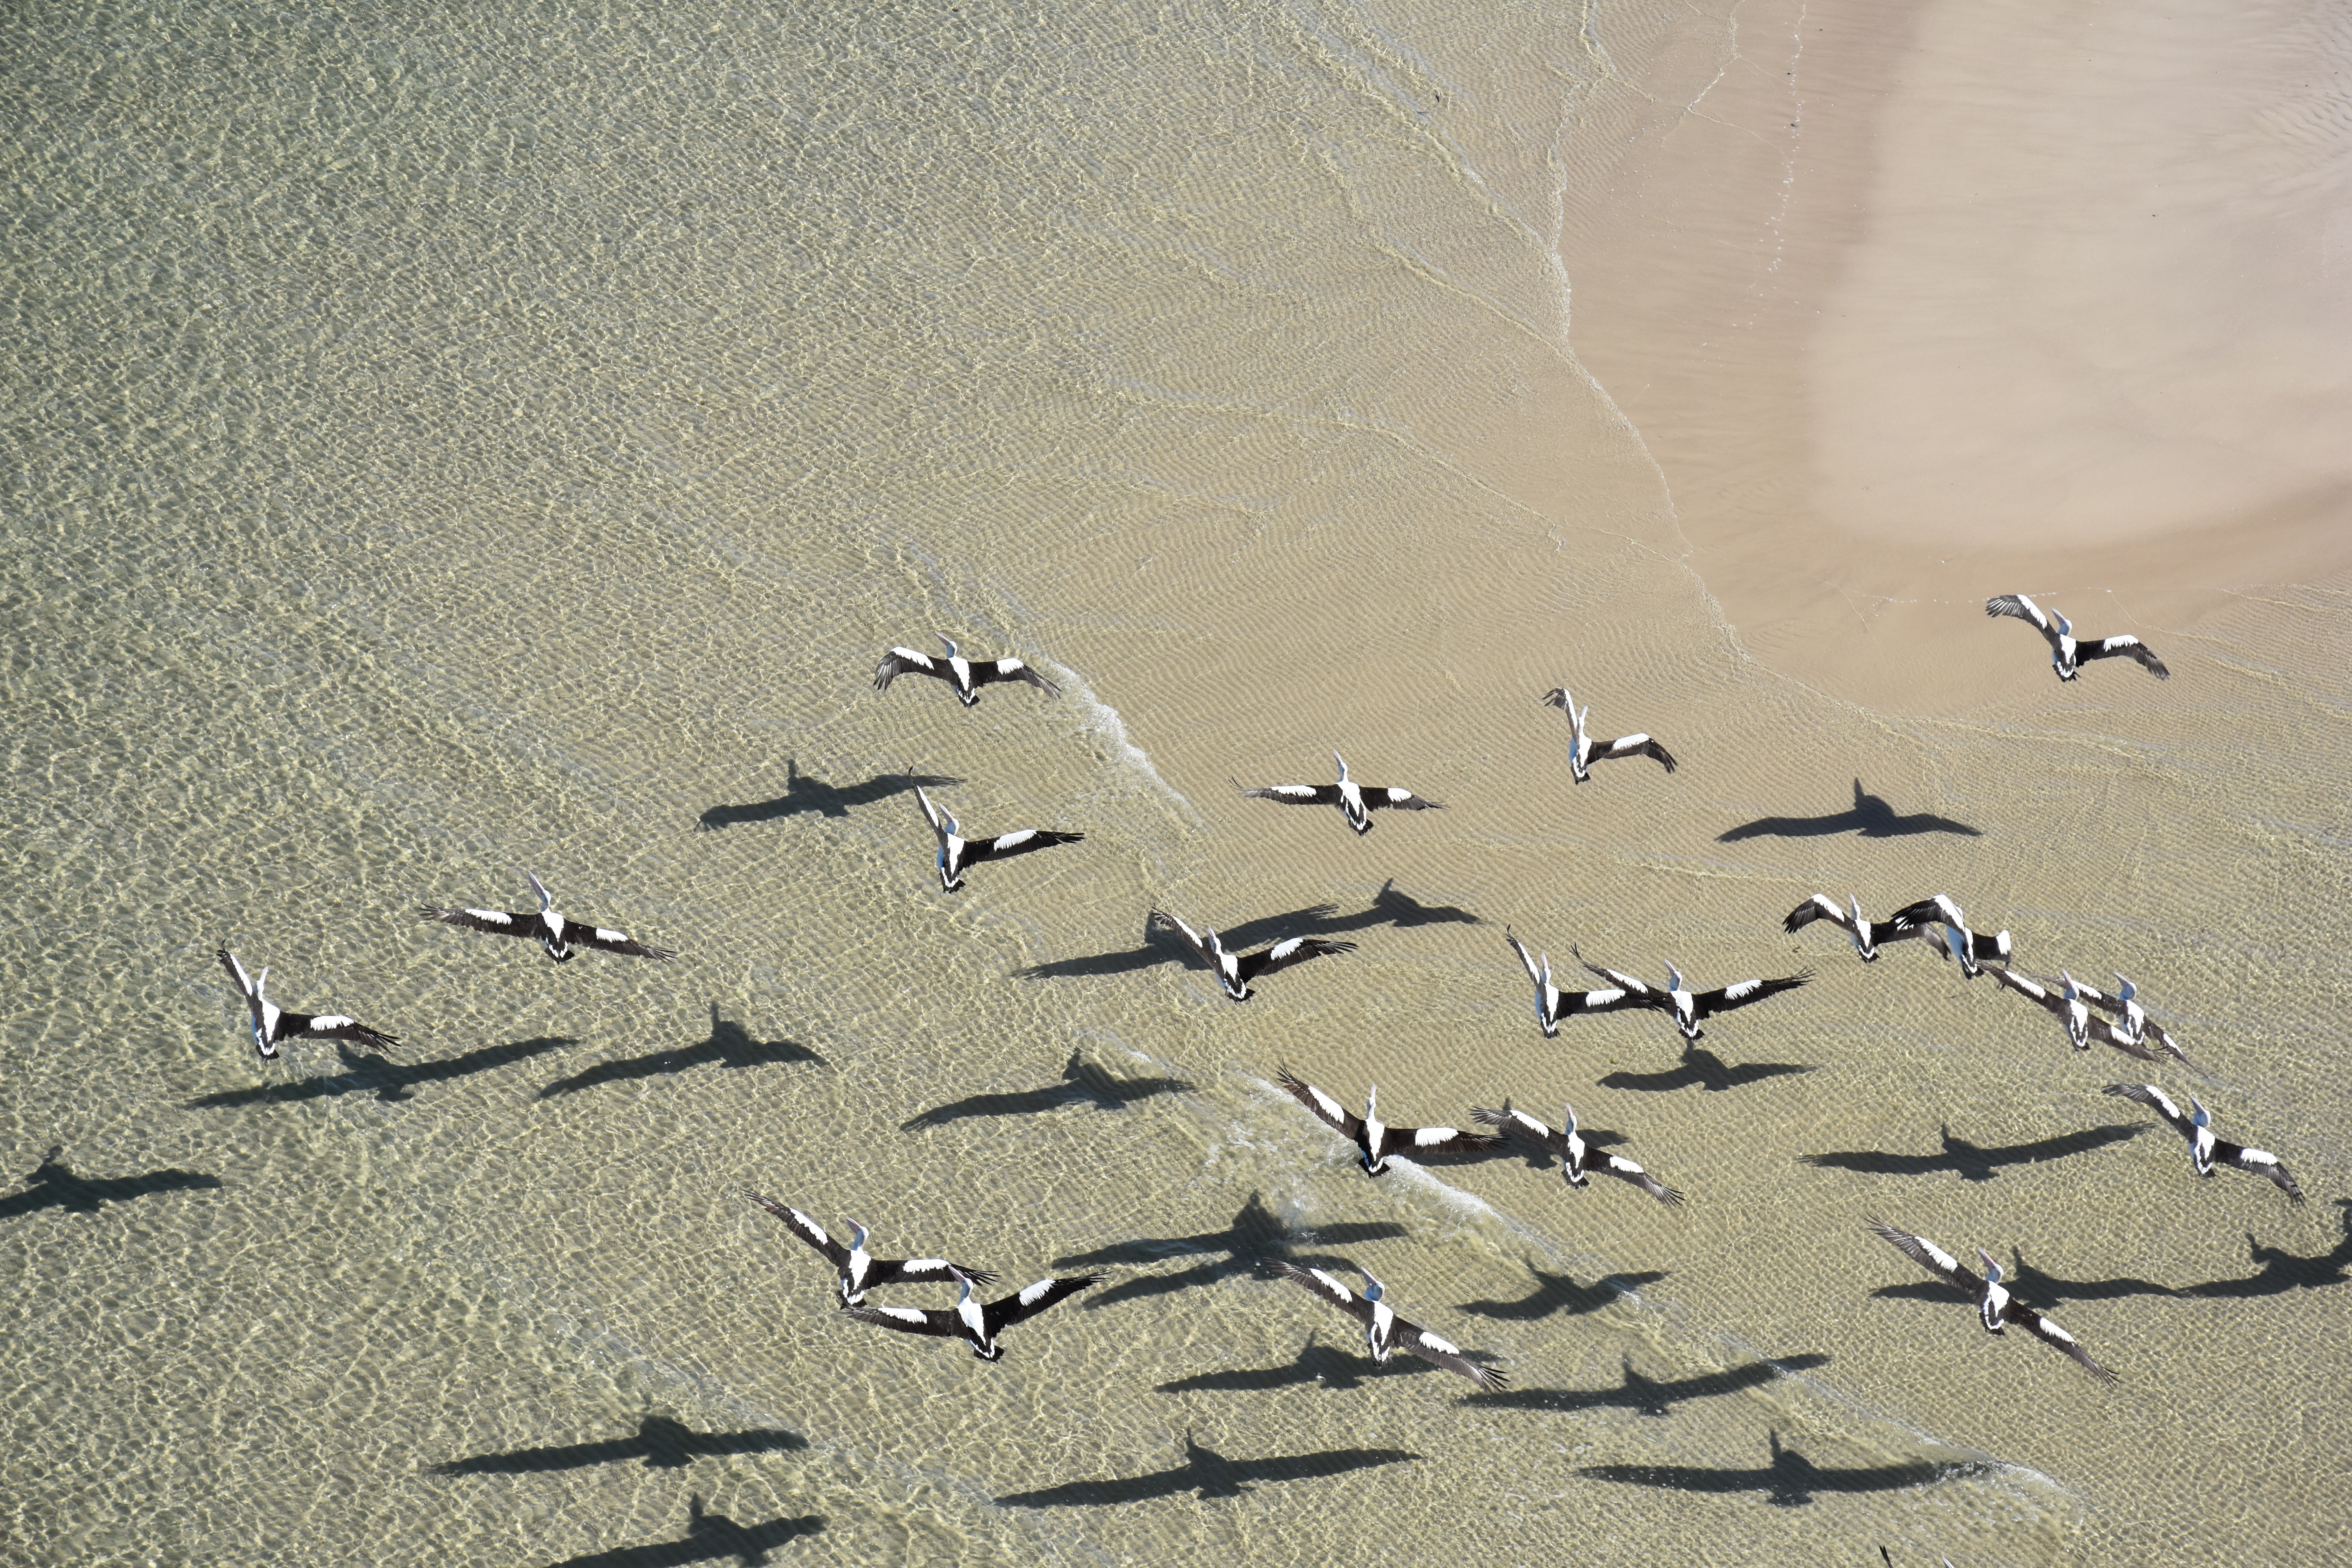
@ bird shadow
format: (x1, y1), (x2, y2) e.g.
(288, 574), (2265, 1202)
(1801, 1123), (2149, 1183)
(1154, 1331), (1453, 1394)
(539, 1007), (822, 1100)
(1990, 1247), (2180, 1312)
(187, 1037), (578, 1109)
(547, 1494), (824, 1567)
(1058, 1191), (1408, 1310)
(1014, 880), (1477, 980)
(698, 760), (961, 829)
(1463, 1352), (1830, 1415)
(1598, 1042), (1818, 1094)
(996, 1431), (1419, 1506)
(1455, 1265), (1669, 1321)
(431, 1414), (808, 1476)
(1717, 779), (1982, 843)
(1575, 1430), (1985, 1507)
(0, 1147), (223, 1220)
(901, 1051), (1193, 1133)
(2178, 1200), (2352, 1299)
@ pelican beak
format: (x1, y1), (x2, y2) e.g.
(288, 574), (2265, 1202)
(1331, 749), (1347, 779)
(937, 633), (958, 656)
(528, 871), (554, 911)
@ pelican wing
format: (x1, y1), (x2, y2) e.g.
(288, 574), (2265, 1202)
(1365, 785), (1443, 812)
(1596, 734), (1676, 773)
(2078, 635), (2168, 679)
(216, 949), (263, 1027)
(1238, 782), (1342, 807)
(840, 1301), (962, 1339)
(969, 657), (1058, 696)
(1277, 1070), (1366, 1143)
(867, 1257), (1002, 1289)
(1233, 936), (1354, 982)
(1391, 1311), (1508, 1389)
(1887, 894), (1964, 931)
(2009, 1302), (2118, 1382)
(1867, 1218), (1983, 1295)
(1993, 966), (2063, 1014)
(2210, 1142), (2304, 1203)
(1147, 909), (1216, 966)
(873, 646), (951, 691)
(1574, 951), (1661, 999)
(960, 828), (1083, 867)
(1598, 1152), (1684, 1207)
(1272, 1261), (1375, 1327)
(418, 906), (538, 942)
(1986, 594), (2058, 641)
(1504, 929), (1545, 985)
(292, 1014), (400, 1053)
(2087, 1014), (2168, 1065)
(557, 919), (677, 960)
(984, 1274), (1100, 1334)
(2101, 1083), (2194, 1138)
(1394, 1123), (1504, 1160)
(1783, 895), (1850, 936)
(1471, 1103), (1570, 1161)
(743, 1191), (851, 1269)
(1692, 970), (1811, 1019)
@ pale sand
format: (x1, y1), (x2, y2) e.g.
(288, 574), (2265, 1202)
(1554, 0), (2352, 714)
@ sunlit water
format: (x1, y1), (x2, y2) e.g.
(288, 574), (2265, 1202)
(5, 2), (2349, 1563)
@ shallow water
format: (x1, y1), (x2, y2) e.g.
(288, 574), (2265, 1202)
(5, 1), (2349, 1563)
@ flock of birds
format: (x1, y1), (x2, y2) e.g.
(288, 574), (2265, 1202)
(212, 604), (2296, 1437)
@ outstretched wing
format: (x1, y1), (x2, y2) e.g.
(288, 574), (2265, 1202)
(2078, 635), (2168, 679)
(1278, 1069), (1366, 1144)
(1238, 782), (1342, 808)
(2086, 1014), (2167, 1065)
(969, 657), (1058, 696)
(742, 1190), (851, 1269)
(2209, 1141), (2304, 1203)
(217, 949), (263, 1029)
(1692, 971), (1811, 1019)
(2100, 1083), (2194, 1138)
(869, 1257), (1003, 1289)
(1234, 936), (1354, 982)
(984, 1274), (1100, 1334)
(1364, 785), (1443, 812)
(1596, 734), (1676, 773)
(1985, 595), (2057, 640)
(961, 828), (1083, 867)
(1866, 1218), (1983, 1295)
(1887, 895), (1962, 931)
(1471, 1103), (1569, 1161)
(557, 919), (677, 960)
(1272, 1260), (1374, 1327)
(2009, 1302), (2118, 1382)
(1387, 1309), (1507, 1390)
(1148, 909), (1216, 967)
(840, 1301), (962, 1339)
(1390, 1123), (1504, 1161)
(292, 1014), (399, 1053)
(873, 646), (952, 691)
(1575, 950), (1661, 999)
(1550, 985), (1663, 1021)
(1597, 1152), (1683, 1206)
(1993, 966), (2063, 1014)
(418, 906), (538, 942)
(1783, 895), (1848, 936)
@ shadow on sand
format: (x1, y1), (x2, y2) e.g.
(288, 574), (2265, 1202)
(1464, 1352), (1831, 1416)
(1599, 1042), (1818, 1094)
(1718, 779), (1982, 843)
(1454, 1264), (1669, 1322)
(1016, 881), (1477, 981)
(1056, 1191), (1407, 1311)
(432, 1414), (807, 1476)
(1575, 1431), (1985, 1507)
(902, 1051), (1192, 1132)
(0, 1146), (222, 1220)
(1801, 1123), (2149, 1183)
(548, 1495), (823, 1566)
(996, 1432), (1418, 1506)
(699, 761), (961, 829)
(539, 1008), (821, 1100)
(188, 1038), (578, 1109)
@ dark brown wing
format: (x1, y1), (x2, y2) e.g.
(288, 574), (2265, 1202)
(419, 906), (537, 942)
(1278, 1070), (1366, 1144)
(970, 657), (1059, 695)
(1691, 971), (1811, 1019)
(743, 1190), (850, 1269)
(558, 919), (677, 960)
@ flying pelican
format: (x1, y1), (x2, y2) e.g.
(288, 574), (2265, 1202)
(1576, 951), (1813, 1043)
(1985, 595), (2168, 681)
(2102, 1085), (2303, 1203)
(1886, 895), (2011, 979)
(841, 1267), (1099, 1361)
(873, 635), (1058, 706)
(1993, 971), (2207, 1073)
(1149, 909), (1354, 1002)
(1470, 1100), (1684, 1204)
(1866, 1218), (2116, 1382)
(741, 1191), (1000, 1303)
(217, 948), (399, 1060)
(1276, 1069), (1502, 1177)
(417, 873), (677, 964)
(1271, 1261), (1506, 1389)
(1781, 894), (1929, 964)
(1235, 751), (1443, 837)
(1503, 928), (1666, 1037)
(912, 785), (1082, 893)
(2064, 974), (2187, 1057)
(1538, 686), (1677, 783)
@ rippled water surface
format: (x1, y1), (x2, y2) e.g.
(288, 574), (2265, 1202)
(5, 1), (2349, 1563)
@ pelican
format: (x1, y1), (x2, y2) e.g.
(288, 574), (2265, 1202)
(2067, 975), (2185, 1057)
(1271, 1261), (1506, 1389)
(1236, 751), (1443, 837)
(1781, 894), (1928, 964)
(2102, 1085), (2303, 1203)
(1886, 895), (2010, 979)
(1986, 595), (2168, 681)
(1576, 951), (1812, 1043)
(841, 1267), (1099, 1361)
(873, 635), (1058, 706)
(1539, 686), (1677, 783)
(1993, 971), (2206, 1073)
(1149, 909), (1353, 1002)
(217, 948), (399, 1060)
(1470, 1100), (1683, 1205)
(417, 873), (676, 964)
(742, 1191), (1000, 1303)
(1867, 1218), (2116, 1382)
(1276, 1069), (1503, 1176)
(1504, 928), (1666, 1037)
(912, 785), (1082, 893)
